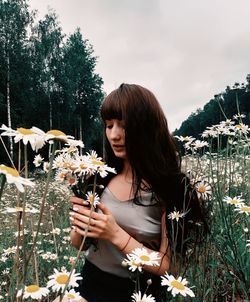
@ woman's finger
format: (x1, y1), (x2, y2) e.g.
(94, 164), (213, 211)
(73, 205), (107, 222)
(70, 196), (89, 206)
(72, 225), (97, 238)
(70, 211), (98, 228)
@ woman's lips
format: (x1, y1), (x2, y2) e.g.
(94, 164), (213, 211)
(113, 144), (125, 149)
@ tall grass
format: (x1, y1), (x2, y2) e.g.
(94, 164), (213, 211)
(0, 116), (249, 301)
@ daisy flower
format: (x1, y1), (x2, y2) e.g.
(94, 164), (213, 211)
(33, 154), (44, 167)
(0, 164), (34, 192)
(73, 156), (91, 176)
(53, 153), (77, 172)
(43, 162), (50, 173)
(123, 257), (143, 272)
(174, 135), (195, 143)
(47, 268), (82, 292)
(66, 139), (84, 148)
(223, 196), (245, 206)
(55, 170), (69, 183)
(132, 291), (156, 302)
(126, 247), (160, 268)
(0, 124), (46, 151)
(65, 173), (78, 186)
(195, 181), (212, 199)
(85, 191), (100, 208)
(161, 273), (195, 297)
(45, 130), (74, 143)
(3, 246), (19, 256)
(234, 123), (249, 134)
(2, 206), (39, 214)
(96, 163), (116, 178)
(85, 151), (116, 177)
(233, 113), (246, 120)
(168, 210), (186, 222)
(192, 140), (209, 150)
(16, 284), (49, 300)
(63, 289), (82, 301)
(86, 150), (102, 161)
(234, 205), (250, 215)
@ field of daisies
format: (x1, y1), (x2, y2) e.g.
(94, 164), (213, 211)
(0, 114), (249, 302)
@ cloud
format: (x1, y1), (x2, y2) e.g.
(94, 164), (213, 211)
(29, 0), (250, 130)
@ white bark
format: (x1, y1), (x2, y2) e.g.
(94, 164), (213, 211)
(49, 95), (53, 129)
(6, 49), (13, 159)
(79, 116), (83, 155)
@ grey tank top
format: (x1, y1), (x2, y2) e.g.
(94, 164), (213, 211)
(85, 187), (162, 277)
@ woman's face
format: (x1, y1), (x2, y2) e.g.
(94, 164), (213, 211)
(105, 119), (126, 159)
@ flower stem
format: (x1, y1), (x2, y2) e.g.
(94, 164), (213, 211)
(60, 173), (98, 301)
(0, 175), (6, 201)
(19, 141), (57, 287)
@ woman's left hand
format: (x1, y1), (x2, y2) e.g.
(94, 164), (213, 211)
(70, 203), (121, 243)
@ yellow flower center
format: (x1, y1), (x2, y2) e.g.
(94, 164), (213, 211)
(80, 164), (87, 169)
(239, 207), (250, 212)
(59, 172), (67, 179)
(92, 160), (104, 166)
(230, 199), (239, 204)
(47, 130), (66, 136)
(140, 255), (150, 262)
(17, 128), (34, 135)
(15, 207), (23, 212)
(88, 195), (94, 204)
(67, 294), (76, 299)
(235, 124), (243, 129)
(56, 274), (69, 284)
(26, 284), (40, 293)
(170, 280), (185, 290)
(198, 185), (206, 193)
(0, 164), (19, 177)
(67, 147), (77, 153)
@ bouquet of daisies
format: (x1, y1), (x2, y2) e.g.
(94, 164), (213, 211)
(52, 145), (116, 203)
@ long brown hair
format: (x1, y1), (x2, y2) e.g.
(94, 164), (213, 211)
(100, 83), (207, 255)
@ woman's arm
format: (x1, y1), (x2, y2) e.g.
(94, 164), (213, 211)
(70, 201), (171, 276)
(111, 210), (170, 276)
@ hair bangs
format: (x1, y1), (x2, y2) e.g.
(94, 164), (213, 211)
(101, 89), (124, 121)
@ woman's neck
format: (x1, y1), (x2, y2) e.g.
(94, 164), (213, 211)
(121, 160), (133, 180)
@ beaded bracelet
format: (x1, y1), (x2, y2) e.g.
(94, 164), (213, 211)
(120, 235), (132, 252)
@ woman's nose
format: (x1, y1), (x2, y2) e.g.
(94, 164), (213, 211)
(110, 125), (123, 139)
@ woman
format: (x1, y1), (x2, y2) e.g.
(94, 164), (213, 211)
(69, 83), (207, 301)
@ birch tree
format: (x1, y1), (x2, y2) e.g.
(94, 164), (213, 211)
(0, 0), (31, 159)
(31, 10), (64, 130)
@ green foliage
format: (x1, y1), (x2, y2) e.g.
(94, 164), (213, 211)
(0, 0), (104, 164)
(175, 78), (250, 139)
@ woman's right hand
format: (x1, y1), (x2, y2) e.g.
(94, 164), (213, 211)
(69, 196), (91, 250)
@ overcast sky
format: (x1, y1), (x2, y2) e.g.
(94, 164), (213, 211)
(29, 0), (250, 131)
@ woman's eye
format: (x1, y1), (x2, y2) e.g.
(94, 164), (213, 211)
(106, 124), (113, 129)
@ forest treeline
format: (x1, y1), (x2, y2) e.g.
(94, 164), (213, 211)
(1, 0), (249, 165)
(174, 77), (250, 138)
(0, 0), (104, 164)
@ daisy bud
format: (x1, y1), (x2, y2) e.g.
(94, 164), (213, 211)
(147, 279), (152, 285)
(121, 260), (128, 268)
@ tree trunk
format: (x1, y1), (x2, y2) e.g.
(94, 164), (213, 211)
(49, 94), (53, 129)
(79, 116), (83, 155)
(6, 50), (13, 159)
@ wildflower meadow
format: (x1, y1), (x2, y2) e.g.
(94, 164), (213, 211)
(0, 113), (249, 301)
